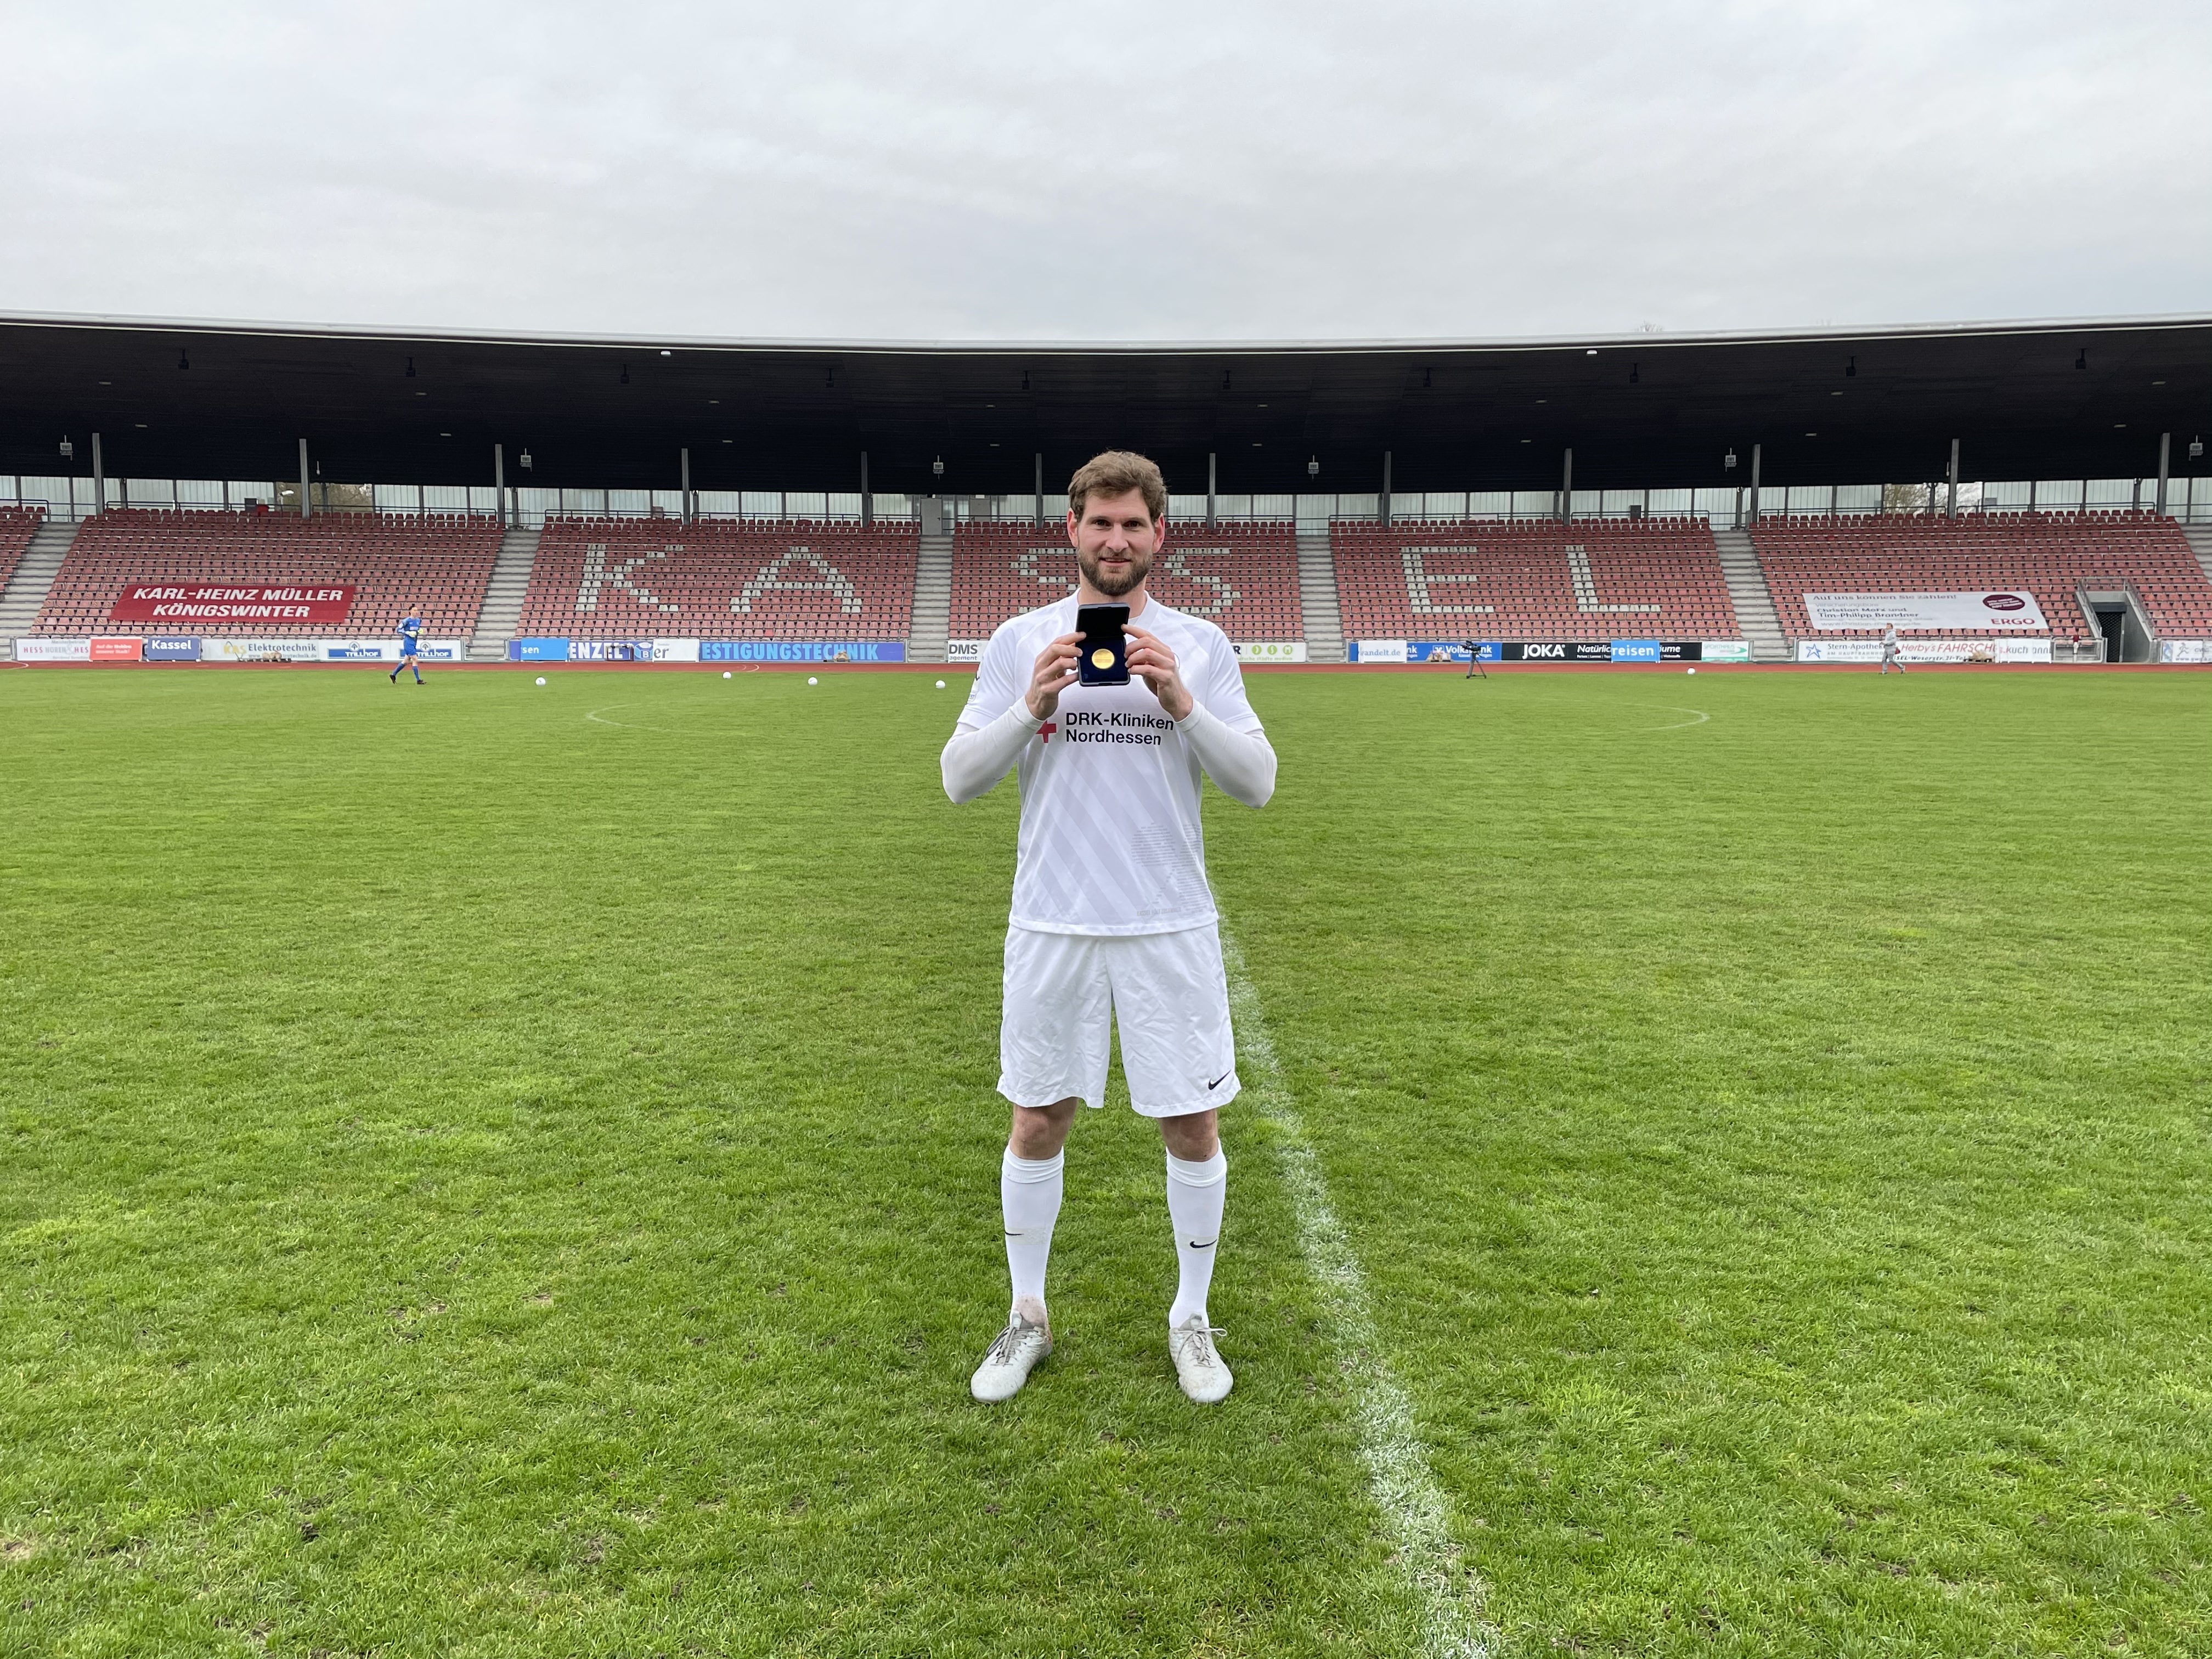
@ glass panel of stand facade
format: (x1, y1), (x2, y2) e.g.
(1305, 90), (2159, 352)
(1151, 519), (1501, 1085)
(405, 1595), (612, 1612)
(2085, 478), (2134, 510)
(1336, 493), (1379, 521)
(874, 493), (913, 520)
(607, 489), (650, 516)
(691, 490), (737, 518)
(517, 488), (560, 524)
(373, 484), (416, 514)
(740, 491), (777, 519)
(1169, 493), (1207, 522)
(177, 479), (224, 508)
(465, 486), (496, 517)
(1251, 494), (1293, 520)
(1466, 490), (1510, 520)
(649, 490), (685, 518)
(1510, 490), (1553, 520)
(125, 479), (174, 508)
(1568, 489), (1602, 518)
(18, 475), (72, 511)
(1215, 494), (1253, 521)
(1647, 488), (1695, 518)
(1294, 494), (1333, 526)
(1835, 484), (1881, 515)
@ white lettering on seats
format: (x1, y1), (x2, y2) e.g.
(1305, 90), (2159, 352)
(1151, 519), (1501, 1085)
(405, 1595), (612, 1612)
(1566, 544), (1660, 613)
(1155, 549), (1240, 618)
(733, 548), (860, 615)
(1401, 547), (1494, 614)
(578, 543), (682, 614)
(1013, 549), (1077, 597)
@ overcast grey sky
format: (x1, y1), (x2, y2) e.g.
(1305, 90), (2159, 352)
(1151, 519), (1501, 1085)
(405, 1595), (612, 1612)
(5, 1), (2205, 342)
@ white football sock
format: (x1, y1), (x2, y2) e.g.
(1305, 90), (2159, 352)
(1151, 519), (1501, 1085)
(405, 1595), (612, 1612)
(1165, 1148), (1227, 1328)
(1001, 1147), (1064, 1314)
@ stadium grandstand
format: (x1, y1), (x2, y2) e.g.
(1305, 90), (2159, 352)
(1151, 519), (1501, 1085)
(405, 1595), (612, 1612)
(1, 309), (2208, 665)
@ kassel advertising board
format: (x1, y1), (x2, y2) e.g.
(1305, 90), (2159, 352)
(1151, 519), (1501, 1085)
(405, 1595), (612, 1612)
(1802, 591), (2047, 632)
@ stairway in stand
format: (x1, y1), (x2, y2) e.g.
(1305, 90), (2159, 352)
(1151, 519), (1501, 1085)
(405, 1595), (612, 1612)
(2184, 524), (2212, 591)
(909, 531), (952, 663)
(1712, 526), (1790, 662)
(469, 527), (541, 661)
(1294, 525), (1344, 663)
(0, 517), (83, 655)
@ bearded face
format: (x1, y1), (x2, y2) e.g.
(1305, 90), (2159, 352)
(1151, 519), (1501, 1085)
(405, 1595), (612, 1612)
(1076, 537), (1153, 597)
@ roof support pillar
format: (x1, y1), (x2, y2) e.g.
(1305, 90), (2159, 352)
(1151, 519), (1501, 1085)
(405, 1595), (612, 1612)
(1561, 447), (1573, 522)
(681, 447), (693, 524)
(1381, 450), (1392, 528)
(297, 437), (309, 519)
(1034, 452), (1043, 527)
(861, 450), (873, 528)
(92, 432), (106, 516)
(2156, 431), (2170, 518)
(494, 443), (506, 527)
(1748, 443), (1762, 523)
(1207, 452), (1217, 529)
(1946, 438), (1960, 519)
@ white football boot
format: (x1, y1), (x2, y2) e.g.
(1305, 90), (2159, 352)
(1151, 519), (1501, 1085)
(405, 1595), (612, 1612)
(970, 1310), (1052, 1402)
(1169, 1316), (1233, 1403)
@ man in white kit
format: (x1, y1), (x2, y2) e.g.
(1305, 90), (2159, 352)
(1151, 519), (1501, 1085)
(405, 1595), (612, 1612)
(940, 450), (1278, 1404)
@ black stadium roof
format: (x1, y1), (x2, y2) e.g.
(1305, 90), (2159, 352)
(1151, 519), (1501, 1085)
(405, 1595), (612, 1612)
(1, 309), (2207, 500)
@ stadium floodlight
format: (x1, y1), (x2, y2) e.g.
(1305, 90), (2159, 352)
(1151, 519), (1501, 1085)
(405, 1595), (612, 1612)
(1724, 448), (1738, 470)
(933, 456), (945, 477)
(519, 450), (533, 471)
(58, 436), (73, 459)
(1307, 456), (1319, 478)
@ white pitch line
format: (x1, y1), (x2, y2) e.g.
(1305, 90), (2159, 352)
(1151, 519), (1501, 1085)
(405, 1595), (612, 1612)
(1647, 707), (1709, 729)
(584, 704), (663, 731)
(1222, 934), (1496, 1659)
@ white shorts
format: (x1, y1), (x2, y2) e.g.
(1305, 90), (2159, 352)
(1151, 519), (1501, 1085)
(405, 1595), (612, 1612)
(998, 923), (1239, 1119)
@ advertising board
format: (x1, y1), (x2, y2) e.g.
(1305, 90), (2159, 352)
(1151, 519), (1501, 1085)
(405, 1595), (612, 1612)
(144, 636), (201, 661)
(1802, 590), (2047, 632)
(510, 637), (572, 661)
(1701, 640), (1752, 662)
(1351, 639), (1409, 663)
(321, 639), (398, 661)
(946, 639), (986, 663)
(1797, 637), (2052, 664)
(653, 637), (702, 663)
(698, 640), (907, 663)
(108, 583), (357, 626)
(89, 636), (143, 661)
(200, 637), (323, 662)
(2159, 640), (2209, 663)
(1232, 641), (1308, 663)
(15, 637), (92, 661)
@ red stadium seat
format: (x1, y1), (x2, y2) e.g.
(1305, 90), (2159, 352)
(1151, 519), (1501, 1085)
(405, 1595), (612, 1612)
(949, 520), (1302, 641)
(30, 509), (503, 637)
(514, 518), (917, 641)
(1330, 518), (1739, 640)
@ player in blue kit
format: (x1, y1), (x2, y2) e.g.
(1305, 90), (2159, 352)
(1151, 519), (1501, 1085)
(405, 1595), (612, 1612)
(390, 612), (424, 684)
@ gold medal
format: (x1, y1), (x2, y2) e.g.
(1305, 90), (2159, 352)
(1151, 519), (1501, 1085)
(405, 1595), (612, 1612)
(1091, 647), (1115, 670)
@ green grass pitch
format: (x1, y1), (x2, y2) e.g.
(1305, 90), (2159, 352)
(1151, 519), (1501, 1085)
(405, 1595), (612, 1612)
(3, 663), (2209, 1657)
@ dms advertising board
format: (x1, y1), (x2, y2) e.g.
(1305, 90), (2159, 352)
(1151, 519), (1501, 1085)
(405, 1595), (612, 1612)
(1803, 590), (2047, 632)
(945, 639), (986, 663)
(108, 583), (357, 626)
(1797, 638), (2052, 663)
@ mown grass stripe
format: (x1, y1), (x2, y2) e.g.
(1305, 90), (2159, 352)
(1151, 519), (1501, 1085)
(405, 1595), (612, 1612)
(1222, 932), (1496, 1659)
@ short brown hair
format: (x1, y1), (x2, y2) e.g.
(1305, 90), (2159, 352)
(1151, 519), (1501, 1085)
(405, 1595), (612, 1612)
(1068, 450), (1167, 523)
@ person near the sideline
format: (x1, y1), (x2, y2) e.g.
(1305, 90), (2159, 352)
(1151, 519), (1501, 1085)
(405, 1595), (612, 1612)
(390, 613), (424, 684)
(941, 450), (1277, 1406)
(1880, 623), (1904, 674)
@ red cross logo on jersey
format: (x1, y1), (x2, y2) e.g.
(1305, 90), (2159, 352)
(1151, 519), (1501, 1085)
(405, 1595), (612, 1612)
(1039, 721), (1058, 743)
